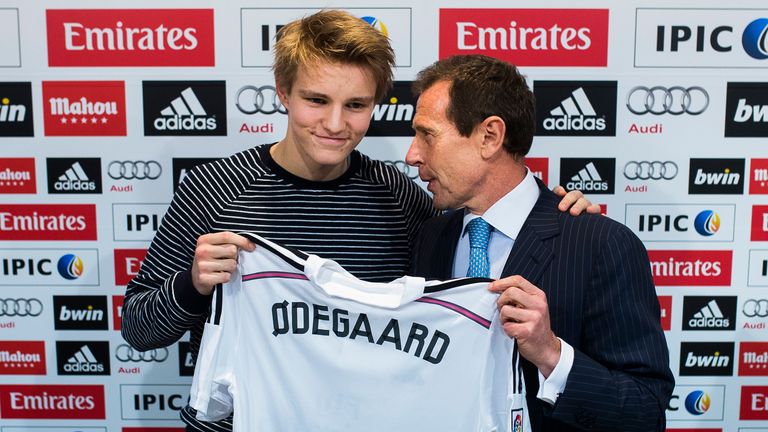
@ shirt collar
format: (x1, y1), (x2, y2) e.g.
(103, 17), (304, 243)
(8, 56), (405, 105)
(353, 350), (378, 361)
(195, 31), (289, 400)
(461, 168), (540, 241)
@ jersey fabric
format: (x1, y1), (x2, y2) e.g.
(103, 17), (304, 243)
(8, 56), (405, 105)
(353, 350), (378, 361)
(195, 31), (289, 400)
(190, 233), (529, 432)
(120, 143), (437, 430)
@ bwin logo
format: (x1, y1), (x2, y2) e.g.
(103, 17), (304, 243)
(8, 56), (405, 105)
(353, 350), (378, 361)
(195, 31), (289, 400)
(154, 87), (216, 131)
(59, 305), (103, 321)
(694, 210), (720, 236)
(371, 96), (413, 122)
(0, 96), (26, 122)
(693, 168), (740, 186)
(543, 88), (606, 132)
(684, 351), (730, 368)
(733, 98), (768, 123)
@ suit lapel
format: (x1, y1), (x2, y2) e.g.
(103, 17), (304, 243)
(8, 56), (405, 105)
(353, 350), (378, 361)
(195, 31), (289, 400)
(434, 210), (464, 279)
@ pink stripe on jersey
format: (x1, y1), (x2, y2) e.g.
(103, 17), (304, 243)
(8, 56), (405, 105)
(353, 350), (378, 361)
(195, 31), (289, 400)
(415, 297), (491, 329)
(242, 272), (309, 282)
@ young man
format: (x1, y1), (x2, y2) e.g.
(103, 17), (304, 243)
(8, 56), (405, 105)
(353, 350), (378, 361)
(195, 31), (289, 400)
(122, 11), (594, 431)
(407, 54), (674, 432)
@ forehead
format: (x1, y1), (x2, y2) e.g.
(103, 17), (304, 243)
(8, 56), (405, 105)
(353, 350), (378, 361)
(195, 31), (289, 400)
(413, 81), (453, 126)
(293, 61), (376, 96)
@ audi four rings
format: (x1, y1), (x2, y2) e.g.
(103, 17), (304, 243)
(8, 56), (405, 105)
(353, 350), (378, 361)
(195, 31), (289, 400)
(626, 86), (709, 115)
(108, 160), (162, 180)
(236, 85), (287, 115)
(743, 299), (768, 318)
(115, 344), (169, 362)
(623, 161), (678, 180)
(383, 160), (419, 180)
(0, 298), (43, 317)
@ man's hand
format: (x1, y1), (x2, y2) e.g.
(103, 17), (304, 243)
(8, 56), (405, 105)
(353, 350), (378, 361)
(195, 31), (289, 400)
(553, 185), (602, 215)
(191, 232), (255, 296)
(488, 275), (561, 377)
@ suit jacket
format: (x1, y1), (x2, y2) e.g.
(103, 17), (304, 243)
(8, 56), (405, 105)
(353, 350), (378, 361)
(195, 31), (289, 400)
(411, 178), (674, 432)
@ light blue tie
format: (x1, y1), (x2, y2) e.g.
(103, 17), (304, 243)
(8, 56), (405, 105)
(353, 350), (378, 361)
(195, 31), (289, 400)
(466, 217), (491, 278)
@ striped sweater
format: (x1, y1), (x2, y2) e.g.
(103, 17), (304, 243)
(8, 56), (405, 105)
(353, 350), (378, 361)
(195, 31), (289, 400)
(121, 143), (437, 430)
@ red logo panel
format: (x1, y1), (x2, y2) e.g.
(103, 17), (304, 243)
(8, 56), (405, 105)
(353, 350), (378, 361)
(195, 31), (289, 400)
(439, 9), (609, 66)
(658, 296), (672, 331)
(526, 157), (548, 185)
(0, 204), (97, 241)
(0, 158), (36, 194)
(750, 159), (768, 194)
(739, 341), (768, 376)
(114, 249), (147, 286)
(648, 250), (732, 286)
(46, 9), (214, 66)
(752, 205), (768, 241)
(42, 81), (126, 136)
(0, 341), (46, 375)
(112, 294), (124, 331)
(0, 384), (105, 419)
(740, 385), (768, 420)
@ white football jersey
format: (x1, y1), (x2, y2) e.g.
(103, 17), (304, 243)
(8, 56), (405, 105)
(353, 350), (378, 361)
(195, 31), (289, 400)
(190, 232), (529, 432)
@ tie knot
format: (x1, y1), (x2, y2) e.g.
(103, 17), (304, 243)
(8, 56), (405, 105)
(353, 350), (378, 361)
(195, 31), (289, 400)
(467, 217), (491, 249)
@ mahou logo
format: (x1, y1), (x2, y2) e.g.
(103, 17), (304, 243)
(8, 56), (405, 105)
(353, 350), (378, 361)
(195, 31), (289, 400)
(750, 158), (768, 194)
(648, 250), (732, 286)
(0, 384), (105, 419)
(739, 341), (768, 376)
(0, 204), (97, 241)
(46, 9), (214, 67)
(0, 341), (46, 375)
(0, 158), (35, 194)
(439, 9), (609, 66)
(526, 157), (549, 185)
(42, 81), (126, 136)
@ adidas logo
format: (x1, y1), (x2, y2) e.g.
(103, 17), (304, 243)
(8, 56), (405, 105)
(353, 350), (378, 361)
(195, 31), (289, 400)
(566, 162), (608, 192)
(53, 161), (96, 192)
(688, 300), (729, 328)
(153, 87), (216, 131)
(63, 344), (104, 373)
(543, 87), (606, 131)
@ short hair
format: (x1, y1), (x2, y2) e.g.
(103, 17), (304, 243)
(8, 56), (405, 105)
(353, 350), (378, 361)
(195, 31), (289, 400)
(412, 55), (535, 157)
(272, 10), (395, 102)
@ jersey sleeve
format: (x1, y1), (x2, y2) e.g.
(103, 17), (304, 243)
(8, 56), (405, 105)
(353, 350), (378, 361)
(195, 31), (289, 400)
(121, 165), (217, 351)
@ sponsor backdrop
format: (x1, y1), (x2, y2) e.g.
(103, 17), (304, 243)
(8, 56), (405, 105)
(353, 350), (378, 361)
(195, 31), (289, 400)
(0, 0), (767, 430)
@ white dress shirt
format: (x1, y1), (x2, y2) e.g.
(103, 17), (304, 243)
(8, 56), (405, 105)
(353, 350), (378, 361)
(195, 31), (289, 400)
(452, 169), (574, 405)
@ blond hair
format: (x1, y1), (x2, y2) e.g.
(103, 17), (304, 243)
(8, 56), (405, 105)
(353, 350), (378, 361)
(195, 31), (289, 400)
(273, 10), (395, 101)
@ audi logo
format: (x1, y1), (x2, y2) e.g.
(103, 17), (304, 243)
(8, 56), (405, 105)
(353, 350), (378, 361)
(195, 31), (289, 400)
(108, 160), (162, 180)
(115, 344), (169, 362)
(0, 298), (43, 317)
(236, 85), (287, 115)
(623, 161), (678, 180)
(626, 86), (709, 115)
(743, 299), (768, 318)
(383, 160), (419, 181)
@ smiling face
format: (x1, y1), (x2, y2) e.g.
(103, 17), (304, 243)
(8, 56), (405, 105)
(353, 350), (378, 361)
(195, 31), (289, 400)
(406, 80), (487, 211)
(273, 61), (377, 181)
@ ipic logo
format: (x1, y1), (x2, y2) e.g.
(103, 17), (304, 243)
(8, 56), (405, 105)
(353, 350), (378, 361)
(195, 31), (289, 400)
(56, 341), (109, 375)
(120, 384), (188, 420)
(688, 158), (745, 194)
(46, 157), (102, 194)
(559, 158), (615, 194)
(0, 82), (34, 137)
(53, 295), (108, 330)
(685, 390), (711, 415)
(112, 203), (167, 241)
(534, 81), (617, 136)
(57, 253), (83, 280)
(0, 249), (98, 286)
(143, 81), (226, 136)
(667, 385), (725, 421)
(626, 204), (734, 242)
(367, 81), (414, 137)
(682, 296), (736, 330)
(679, 342), (734, 376)
(725, 82), (768, 137)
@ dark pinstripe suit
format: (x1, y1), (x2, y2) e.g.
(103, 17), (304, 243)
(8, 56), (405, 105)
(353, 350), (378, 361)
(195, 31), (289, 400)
(410, 178), (674, 431)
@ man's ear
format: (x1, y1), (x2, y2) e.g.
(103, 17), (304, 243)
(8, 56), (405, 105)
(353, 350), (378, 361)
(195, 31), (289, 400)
(479, 115), (506, 158)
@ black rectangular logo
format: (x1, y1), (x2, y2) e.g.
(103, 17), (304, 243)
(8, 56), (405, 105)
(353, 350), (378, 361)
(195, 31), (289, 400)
(688, 158), (745, 194)
(47, 157), (102, 194)
(178, 341), (194, 376)
(725, 82), (768, 137)
(679, 341), (734, 376)
(172, 158), (218, 192)
(367, 81), (414, 137)
(56, 340), (110, 375)
(534, 81), (617, 136)
(143, 81), (227, 136)
(53, 295), (108, 330)
(0, 82), (34, 137)
(560, 158), (615, 194)
(682, 296), (737, 331)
